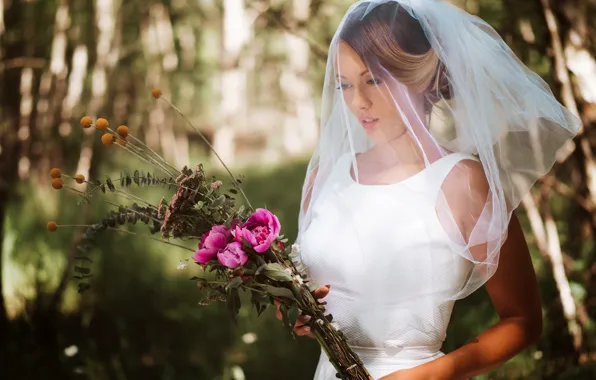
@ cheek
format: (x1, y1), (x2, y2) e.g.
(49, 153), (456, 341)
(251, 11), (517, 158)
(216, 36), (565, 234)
(341, 91), (358, 114)
(368, 87), (400, 117)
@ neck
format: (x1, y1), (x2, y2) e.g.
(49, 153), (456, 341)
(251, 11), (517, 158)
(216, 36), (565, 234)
(368, 128), (420, 165)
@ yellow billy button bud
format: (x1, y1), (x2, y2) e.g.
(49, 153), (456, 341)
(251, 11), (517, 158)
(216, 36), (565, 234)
(151, 88), (162, 99)
(52, 178), (64, 190)
(101, 133), (115, 145)
(80, 116), (93, 128)
(116, 125), (129, 137)
(50, 168), (62, 179)
(47, 221), (58, 232)
(96, 118), (109, 131)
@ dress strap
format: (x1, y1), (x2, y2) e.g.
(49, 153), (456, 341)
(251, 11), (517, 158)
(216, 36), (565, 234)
(427, 153), (479, 195)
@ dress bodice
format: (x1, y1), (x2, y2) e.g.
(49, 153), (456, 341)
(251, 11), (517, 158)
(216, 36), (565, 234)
(300, 152), (476, 356)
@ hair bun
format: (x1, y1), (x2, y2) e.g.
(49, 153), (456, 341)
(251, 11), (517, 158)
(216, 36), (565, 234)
(425, 62), (452, 103)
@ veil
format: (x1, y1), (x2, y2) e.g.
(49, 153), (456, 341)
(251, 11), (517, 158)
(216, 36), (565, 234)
(295, 0), (580, 345)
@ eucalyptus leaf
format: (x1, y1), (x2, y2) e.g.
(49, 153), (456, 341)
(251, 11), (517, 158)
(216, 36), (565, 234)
(226, 276), (243, 291)
(227, 289), (241, 325)
(260, 263), (293, 282)
(288, 303), (300, 326)
(75, 266), (91, 275)
(106, 177), (115, 192)
(259, 284), (295, 300)
(280, 303), (291, 330)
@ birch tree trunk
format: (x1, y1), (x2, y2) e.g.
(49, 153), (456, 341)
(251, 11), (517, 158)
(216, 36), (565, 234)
(212, 0), (250, 167)
(279, 0), (318, 157)
(522, 192), (582, 351)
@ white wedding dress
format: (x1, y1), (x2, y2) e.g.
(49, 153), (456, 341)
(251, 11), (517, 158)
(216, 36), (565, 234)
(299, 152), (477, 379)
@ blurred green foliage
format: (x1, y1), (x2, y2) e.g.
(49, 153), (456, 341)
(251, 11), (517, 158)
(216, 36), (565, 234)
(2, 0), (596, 379)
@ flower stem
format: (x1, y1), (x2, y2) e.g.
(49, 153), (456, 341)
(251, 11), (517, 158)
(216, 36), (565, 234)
(104, 227), (194, 252)
(159, 96), (253, 210)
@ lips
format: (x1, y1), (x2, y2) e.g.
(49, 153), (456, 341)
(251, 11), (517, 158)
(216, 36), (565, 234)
(360, 117), (379, 129)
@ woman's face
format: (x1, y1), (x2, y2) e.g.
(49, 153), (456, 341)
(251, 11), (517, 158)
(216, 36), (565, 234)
(335, 41), (413, 143)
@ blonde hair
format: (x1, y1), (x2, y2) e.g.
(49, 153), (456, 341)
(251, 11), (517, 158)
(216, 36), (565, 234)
(339, 2), (451, 108)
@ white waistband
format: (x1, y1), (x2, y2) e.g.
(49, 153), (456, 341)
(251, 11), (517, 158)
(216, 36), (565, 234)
(350, 343), (443, 362)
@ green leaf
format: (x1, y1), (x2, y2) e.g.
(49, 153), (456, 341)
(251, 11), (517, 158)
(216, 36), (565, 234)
(140, 171), (147, 187)
(259, 284), (295, 300)
(134, 170), (140, 185)
(77, 283), (91, 293)
(280, 303), (292, 332)
(120, 172), (125, 187)
(74, 266), (91, 275)
(225, 276), (243, 291)
(288, 303), (300, 326)
(212, 195), (226, 207)
(227, 289), (241, 325)
(260, 263), (293, 282)
(106, 177), (116, 192)
(74, 256), (93, 262)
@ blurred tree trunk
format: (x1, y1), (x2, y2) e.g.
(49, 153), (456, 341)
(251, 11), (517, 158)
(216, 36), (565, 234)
(524, 190), (583, 345)
(279, 0), (318, 157)
(212, 0), (250, 166)
(0, 0), (29, 329)
(538, 0), (596, 360)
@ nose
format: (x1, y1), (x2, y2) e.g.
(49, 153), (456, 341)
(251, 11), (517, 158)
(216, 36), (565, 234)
(352, 88), (372, 110)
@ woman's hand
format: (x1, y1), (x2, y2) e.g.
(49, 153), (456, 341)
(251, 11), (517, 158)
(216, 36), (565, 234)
(378, 365), (448, 380)
(274, 284), (330, 338)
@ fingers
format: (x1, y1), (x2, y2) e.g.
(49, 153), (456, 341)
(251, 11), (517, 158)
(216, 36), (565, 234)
(294, 315), (312, 336)
(313, 284), (331, 299)
(274, 300), (282, 321)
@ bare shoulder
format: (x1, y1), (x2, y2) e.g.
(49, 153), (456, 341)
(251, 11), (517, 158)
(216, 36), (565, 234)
(441, 157), (490, 235)
(443, 157), (489, 200)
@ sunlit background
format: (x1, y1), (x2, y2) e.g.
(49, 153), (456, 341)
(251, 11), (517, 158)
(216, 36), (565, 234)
(1, 0), (596, 379)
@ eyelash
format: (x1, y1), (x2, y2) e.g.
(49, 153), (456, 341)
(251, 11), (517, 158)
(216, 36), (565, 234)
(336, 78), (382, 90)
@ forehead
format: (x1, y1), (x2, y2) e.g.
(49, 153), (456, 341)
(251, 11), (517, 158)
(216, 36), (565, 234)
(334, 41), (368, 76)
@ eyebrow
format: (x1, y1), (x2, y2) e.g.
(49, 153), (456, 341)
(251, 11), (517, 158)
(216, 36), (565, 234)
(337, 70), (370, 79)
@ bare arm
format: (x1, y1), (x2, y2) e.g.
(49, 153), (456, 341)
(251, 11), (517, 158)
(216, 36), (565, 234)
(415, 213), (542, 379)
(382, 161), (542, 380)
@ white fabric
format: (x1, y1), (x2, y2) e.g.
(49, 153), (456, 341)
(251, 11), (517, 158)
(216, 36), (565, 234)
(296, 0), (580, 358)
(301, 152), (478, 379)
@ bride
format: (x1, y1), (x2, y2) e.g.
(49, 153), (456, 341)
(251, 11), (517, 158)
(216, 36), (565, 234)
(277, 1), (580, 379)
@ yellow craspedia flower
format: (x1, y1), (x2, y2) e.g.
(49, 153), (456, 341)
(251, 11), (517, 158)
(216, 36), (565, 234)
(75, 174), (85, 184)
(50, 168), (62, 179)
(116, 138), (127, 146)
(151, 88), (162, 99)
(52, 178), (64, 190)
(101, 133), (115, 145)
(80, 116), (93, 128)
(47, 221), (58, 232)
(96, 118), (109, 131)
(117, 125), (129, 137)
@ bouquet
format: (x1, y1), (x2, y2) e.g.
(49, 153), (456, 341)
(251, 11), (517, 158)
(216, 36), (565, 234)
(48, 88), (372, 380)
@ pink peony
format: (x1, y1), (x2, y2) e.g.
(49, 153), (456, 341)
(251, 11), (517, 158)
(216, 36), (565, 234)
(217, 242), (248, 268)
(192, 225), (231, 264)
(235, 208), (281, 253)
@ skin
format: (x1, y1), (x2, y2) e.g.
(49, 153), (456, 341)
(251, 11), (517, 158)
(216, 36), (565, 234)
(279, 41), (542, 379)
